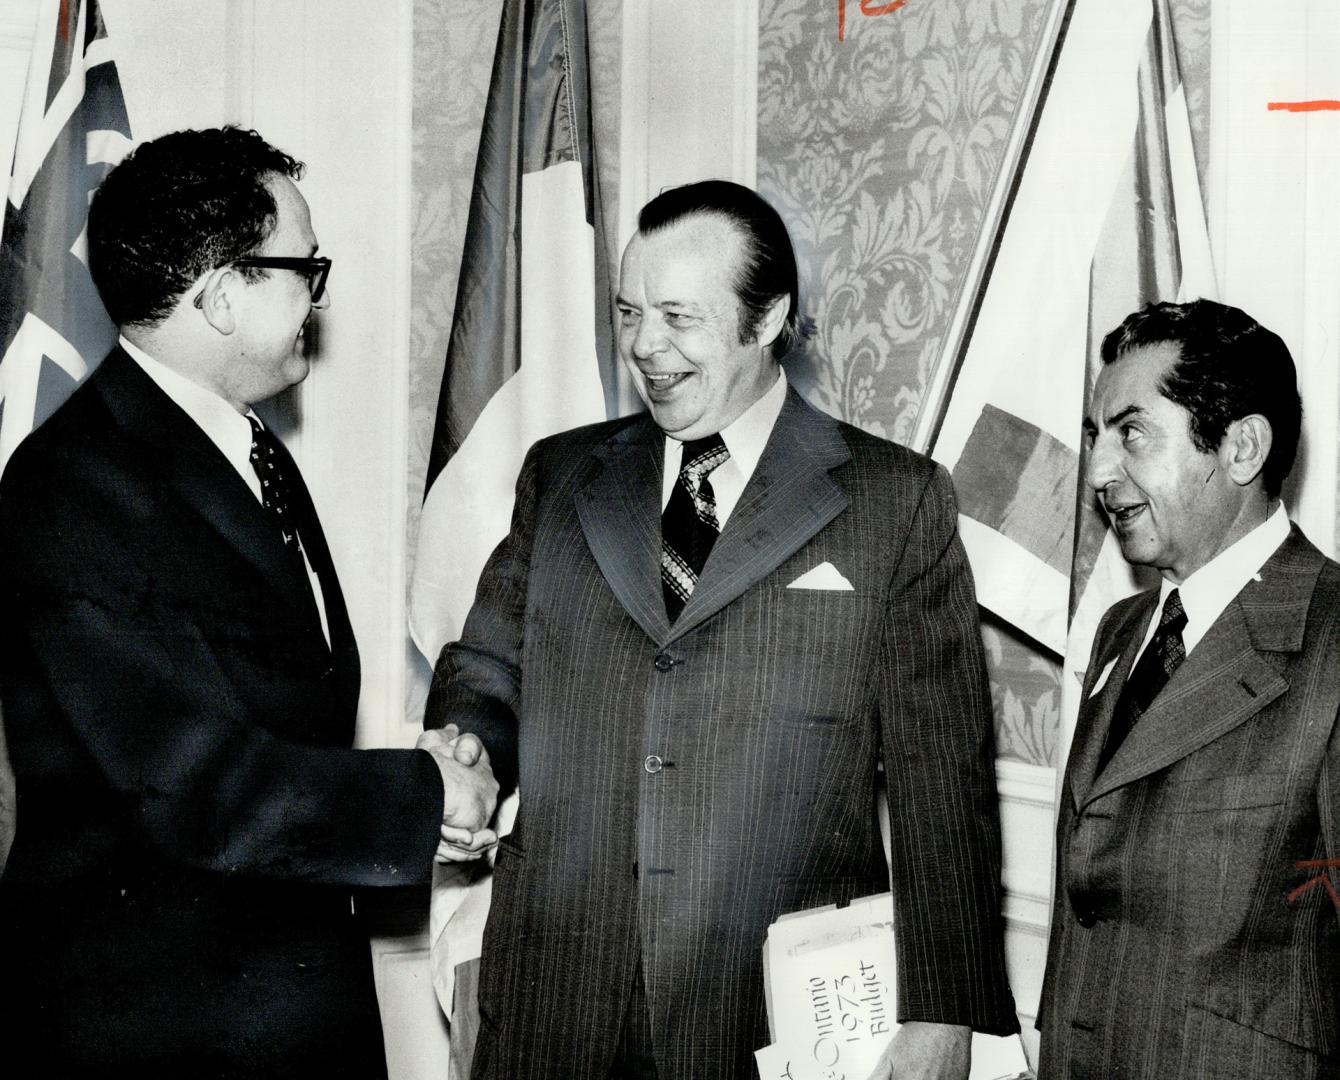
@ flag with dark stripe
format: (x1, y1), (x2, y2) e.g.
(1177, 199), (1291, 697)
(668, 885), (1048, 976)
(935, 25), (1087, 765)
(414, 0), (618, 1072)
(410, 0), (619, 668)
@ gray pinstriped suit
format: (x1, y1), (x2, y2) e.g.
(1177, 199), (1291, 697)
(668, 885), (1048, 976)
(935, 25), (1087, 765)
(1040, 526), (1340, 1078)
(428, 388), (1018, 1079)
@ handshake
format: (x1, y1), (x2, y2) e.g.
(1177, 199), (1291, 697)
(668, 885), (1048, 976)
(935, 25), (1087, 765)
(416, 724), (501, 863)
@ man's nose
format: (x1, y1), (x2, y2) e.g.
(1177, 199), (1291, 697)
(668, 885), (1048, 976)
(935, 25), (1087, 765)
(1086, 432), (1120, 492)
(631, 316), (665, 359)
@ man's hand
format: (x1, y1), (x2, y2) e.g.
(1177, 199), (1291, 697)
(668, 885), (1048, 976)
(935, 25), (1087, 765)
(417, 725), (499, 860)
(866, 1022), (970, 1080)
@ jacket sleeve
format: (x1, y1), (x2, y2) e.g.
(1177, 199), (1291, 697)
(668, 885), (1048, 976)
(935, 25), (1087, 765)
(878, 463), (1019, 1034)
(423, 445), (542, 797)
(0, 442), (443, 888)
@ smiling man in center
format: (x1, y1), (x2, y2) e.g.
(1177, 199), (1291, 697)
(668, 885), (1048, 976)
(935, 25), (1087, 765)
(427, 179), (1018, 1079)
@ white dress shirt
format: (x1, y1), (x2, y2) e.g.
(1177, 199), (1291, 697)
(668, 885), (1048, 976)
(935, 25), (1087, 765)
(1131, 501), (1291, 669)
(660, 369), (788, 528)
(120, 336), (331, 646)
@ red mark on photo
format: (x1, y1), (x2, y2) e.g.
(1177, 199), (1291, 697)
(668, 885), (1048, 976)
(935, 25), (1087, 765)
(1267, 100), (1340, 113)
(839, 0), (909, 42)
(1288, 858), (1340, 910)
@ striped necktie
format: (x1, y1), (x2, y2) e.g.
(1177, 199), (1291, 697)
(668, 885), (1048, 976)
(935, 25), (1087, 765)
(1098, 588), (1187, 771)
(661, 434), (730, 622)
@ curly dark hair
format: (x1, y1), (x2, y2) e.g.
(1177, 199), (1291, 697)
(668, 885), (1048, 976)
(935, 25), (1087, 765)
(87, 126), (304, 328)
(1101, 299), (1302, 498)
(638, 180), (811, 359)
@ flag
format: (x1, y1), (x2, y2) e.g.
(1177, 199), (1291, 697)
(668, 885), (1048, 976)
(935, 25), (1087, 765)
(0, 0), (132, 873)
(0, 0), (132, 480)
(409, 0), (618, 667)
(929, 0), (1215, 769)
(1061, 0), (1216, 770)
(410, 0), (617, 1072)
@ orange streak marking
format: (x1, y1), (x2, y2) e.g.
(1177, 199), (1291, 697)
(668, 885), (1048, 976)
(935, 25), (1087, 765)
(1268, 100), (1340, 113)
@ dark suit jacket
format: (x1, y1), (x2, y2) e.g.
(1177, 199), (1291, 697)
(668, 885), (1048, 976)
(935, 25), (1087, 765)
(428, 389), (1018, 1079)
(0, 348), (443, 1078)
(1040, 526), (1340, 1079)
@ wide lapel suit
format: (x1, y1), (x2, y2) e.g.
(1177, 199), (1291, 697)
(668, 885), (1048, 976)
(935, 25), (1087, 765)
(1040, 527), (1340, 1079)
(0, 348), (443, 1076)
(429, 388), (1017, 1080)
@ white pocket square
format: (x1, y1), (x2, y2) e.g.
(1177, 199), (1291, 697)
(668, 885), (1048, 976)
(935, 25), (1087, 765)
(785, 562), (854, 591)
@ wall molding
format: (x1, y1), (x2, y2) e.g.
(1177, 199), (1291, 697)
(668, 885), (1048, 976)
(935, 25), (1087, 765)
(616, 0), (758, 251)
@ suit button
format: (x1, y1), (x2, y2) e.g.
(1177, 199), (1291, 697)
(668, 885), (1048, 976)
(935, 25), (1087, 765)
(1076, 905), (1097, 928)
(644, 754), (664, 774)
(653, 653), (673, 672)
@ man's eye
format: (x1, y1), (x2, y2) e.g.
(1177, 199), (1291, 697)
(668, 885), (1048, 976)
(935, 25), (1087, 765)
(664, 312), (690, 325)
(1120, 424), (1142, 444)
(617, 308), (638, 324)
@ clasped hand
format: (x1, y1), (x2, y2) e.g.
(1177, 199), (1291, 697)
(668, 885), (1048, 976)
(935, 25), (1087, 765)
(416, 724), (500, 863)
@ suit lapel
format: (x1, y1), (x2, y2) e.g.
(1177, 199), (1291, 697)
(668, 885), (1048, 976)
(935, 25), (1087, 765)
(93, 349), (331, 638)
(575, 415), (672, 643)
(1068, 593), (1155, 813)
(670, 390), (850, 641)
(1079, 528), (1321, 810)
(574, 391), (851, 646)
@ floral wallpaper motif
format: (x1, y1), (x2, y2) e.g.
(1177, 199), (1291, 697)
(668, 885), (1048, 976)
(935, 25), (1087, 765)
(758, 0), (1054, 446)
(758, 0), (1058, 764)
(757, 0), (1213, 769)
(1168, 0), (1211, 196)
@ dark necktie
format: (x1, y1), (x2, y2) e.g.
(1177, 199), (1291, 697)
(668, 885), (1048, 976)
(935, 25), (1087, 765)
(661, 433), (730, 622)
(1098, 588), (1187, 772)
(247, 416), (307, 569)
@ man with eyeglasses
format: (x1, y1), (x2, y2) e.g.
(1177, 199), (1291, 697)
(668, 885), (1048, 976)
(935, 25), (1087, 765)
(0, 126), (497, 1078)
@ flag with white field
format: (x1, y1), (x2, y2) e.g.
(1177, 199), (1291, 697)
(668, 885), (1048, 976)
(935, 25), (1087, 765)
(929, 0), (1215, 771)
(411, 0), (617, 1072)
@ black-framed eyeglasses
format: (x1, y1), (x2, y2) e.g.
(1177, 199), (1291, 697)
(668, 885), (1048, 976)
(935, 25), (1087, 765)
(230, 256), (332, 302)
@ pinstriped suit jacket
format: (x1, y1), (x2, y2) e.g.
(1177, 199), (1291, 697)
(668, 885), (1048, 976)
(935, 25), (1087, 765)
(429, 388), (1017, 1079)
(1039, 526), (1340, 1079)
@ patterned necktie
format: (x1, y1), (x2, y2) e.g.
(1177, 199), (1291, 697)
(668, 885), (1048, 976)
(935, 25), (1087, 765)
(1098, 588), (1187, 772)
(661, 434), (730, 622)
(247, 416), (306, 566)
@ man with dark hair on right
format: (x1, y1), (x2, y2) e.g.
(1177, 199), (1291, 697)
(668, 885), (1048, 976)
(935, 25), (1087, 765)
(1040, 299), (1340, 1078)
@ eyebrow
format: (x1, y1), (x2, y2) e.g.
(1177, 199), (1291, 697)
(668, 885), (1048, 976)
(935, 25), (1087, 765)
(613, 295), (698, 312)
(1083, 403), (1143, 435)
(1103, 404), (1143, 428)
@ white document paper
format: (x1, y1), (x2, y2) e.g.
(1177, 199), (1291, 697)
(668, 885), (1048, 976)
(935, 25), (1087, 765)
(756, 893), (1031, 1080)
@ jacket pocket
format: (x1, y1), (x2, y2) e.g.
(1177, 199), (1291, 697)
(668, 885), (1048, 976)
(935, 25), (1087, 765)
(1180, 1004), (1326, 1079)
(1167, 773), (1286, 813)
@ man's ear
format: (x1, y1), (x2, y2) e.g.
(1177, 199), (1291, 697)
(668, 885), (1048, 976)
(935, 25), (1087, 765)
(1222, 414), (1272, 488)
(754, 293), (790, 352)
(193, 266), (237, 335)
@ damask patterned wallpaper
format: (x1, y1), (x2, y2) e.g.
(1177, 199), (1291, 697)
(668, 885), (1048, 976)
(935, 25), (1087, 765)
(757, 0), (1061, 766)
(756, 0), (1212, 768)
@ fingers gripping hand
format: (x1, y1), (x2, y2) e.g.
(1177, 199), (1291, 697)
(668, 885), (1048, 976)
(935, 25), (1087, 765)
(417, 726), (500, 839)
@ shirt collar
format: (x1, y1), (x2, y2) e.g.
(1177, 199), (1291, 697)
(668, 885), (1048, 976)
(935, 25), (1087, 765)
(1160, 501), (1291, 654)
(665, 368), (787, 472)
(119, 335), (260, 497)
